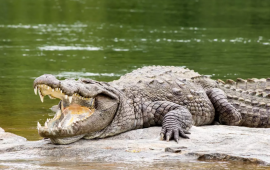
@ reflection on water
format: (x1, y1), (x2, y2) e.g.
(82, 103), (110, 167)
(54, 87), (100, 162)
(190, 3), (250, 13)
(0, 0), (270, 142)
(54, 71), (121, 79)
(39, 46), (102, 51)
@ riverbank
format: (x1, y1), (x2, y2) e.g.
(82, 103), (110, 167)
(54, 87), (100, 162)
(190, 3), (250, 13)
(1, 125), (270, 169)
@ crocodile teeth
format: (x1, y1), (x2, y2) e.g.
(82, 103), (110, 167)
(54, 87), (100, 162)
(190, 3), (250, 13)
(58, 123), (62, 128)
(65, 95), (68, 99)
(45, 122), (48, 128)
(69, 96), (73, 103)
(48, 95), (56, 99)
(34, 86), (38, 95)
(37, 122), (41, 129)
(38, 89), (44, 103)
(90, 98), (95, 107)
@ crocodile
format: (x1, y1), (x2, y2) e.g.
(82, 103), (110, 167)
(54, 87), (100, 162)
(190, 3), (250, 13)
(33, 66), (270, 144)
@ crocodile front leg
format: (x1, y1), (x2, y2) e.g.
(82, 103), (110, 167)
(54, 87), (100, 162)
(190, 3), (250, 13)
(160, 109), (192, 142)
(142, 101), (193, 142)
(206, 88), (242, 125)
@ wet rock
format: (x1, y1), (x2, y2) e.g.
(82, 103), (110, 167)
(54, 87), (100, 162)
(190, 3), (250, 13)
(165, 147), (187, 153)
(0, 125), (270, 168)
(0, 128), (26, 145)
(198, 153), (265, 164)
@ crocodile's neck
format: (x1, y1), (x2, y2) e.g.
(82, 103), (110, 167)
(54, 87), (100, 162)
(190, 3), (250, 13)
(84, 82), (138, 139)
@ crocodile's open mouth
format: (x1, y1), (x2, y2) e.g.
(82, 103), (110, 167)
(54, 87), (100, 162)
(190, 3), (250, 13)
(34, 84), (95, 137)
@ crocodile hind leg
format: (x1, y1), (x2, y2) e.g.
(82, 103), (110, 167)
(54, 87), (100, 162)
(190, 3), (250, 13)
(142, 101), (193, 142)
(206, 88), (242, 125)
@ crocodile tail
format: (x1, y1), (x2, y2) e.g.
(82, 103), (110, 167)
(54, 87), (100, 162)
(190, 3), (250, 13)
(217, 79), (270, 109)
(216, 78), (270, 127)
(223, 78), (270, 94)
(231, 100), (270, 127)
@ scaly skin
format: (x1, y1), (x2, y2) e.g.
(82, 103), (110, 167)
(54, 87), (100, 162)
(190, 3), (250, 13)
(33, 66), (270, 144)
(193, 76), (270, 127)
(216, 78), (270, 127)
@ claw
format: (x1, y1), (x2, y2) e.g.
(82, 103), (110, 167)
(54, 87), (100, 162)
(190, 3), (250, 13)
(183, 130), (191, 134)
(160, 133), (164, 140)
(166, 135), (170, 142)
(166, 130), (172, 142)
(173, 129), (179, 143)
(179, 129), (190, 139)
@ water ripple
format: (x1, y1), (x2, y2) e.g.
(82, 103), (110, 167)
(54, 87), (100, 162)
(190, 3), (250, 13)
(38, 46), (101, 51)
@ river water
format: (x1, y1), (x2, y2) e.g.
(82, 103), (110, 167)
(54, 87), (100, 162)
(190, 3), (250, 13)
(0, 0), (270, 169)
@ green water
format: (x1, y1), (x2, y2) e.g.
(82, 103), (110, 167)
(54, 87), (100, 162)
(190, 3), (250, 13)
(0, 0), (270, 141)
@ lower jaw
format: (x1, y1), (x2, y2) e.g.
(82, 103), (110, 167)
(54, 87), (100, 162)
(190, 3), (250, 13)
(49, 134), (85, 145)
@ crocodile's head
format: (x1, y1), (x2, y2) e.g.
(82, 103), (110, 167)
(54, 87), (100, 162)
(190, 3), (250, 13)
(33, 74), (119, 144)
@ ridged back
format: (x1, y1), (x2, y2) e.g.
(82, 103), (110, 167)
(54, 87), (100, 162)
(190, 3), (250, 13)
(218, 78), (270, 106)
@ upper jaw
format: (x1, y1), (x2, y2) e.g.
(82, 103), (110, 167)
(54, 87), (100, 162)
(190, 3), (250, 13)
(33, 74), (120, 139)
(33, 76), (96, 138)
(33, 74), (91, 103)
(35, 85), (95, 138)
(33, 74), (119, 101)
(34, 83), (93, 103)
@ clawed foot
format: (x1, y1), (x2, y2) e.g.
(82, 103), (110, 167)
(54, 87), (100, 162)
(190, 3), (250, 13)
(160, 127), (190, 143)
(159, 106), (193, 143)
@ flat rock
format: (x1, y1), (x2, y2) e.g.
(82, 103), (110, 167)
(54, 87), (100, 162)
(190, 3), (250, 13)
(0, 128), (26, 145)
(0, 127), (4, 132)
(0, 125), (270, 169)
